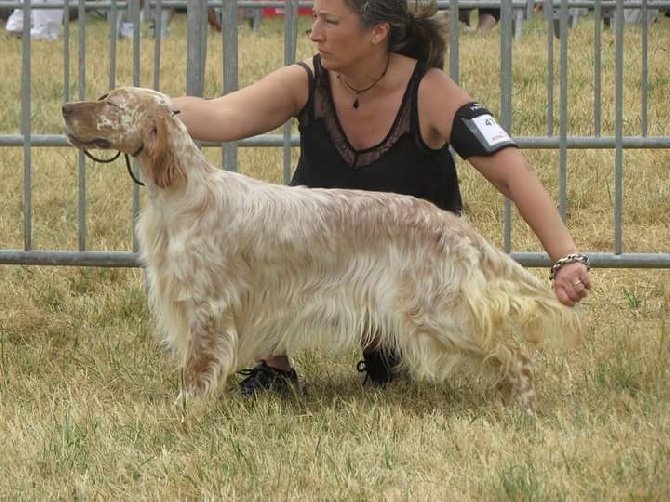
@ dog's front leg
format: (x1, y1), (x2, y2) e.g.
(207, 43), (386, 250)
(180, 305), (238, 400)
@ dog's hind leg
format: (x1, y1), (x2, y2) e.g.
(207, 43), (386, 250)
(488, 346), (537, 416)
(182, 304), (238, 398)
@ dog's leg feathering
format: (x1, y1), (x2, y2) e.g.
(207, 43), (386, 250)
(489, 345), (537, 416)
(182, 304), (239, 399)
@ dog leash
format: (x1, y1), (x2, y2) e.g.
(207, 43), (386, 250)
(79, 109), (181, 187)
(82, 147), (145, 186)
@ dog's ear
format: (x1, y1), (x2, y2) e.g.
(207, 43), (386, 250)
(143, 114), (187, 189)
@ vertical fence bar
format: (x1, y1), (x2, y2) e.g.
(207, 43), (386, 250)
(63, 0), (70, 102)
(187, 0), (207, 96)
(131, 0), (140, 86)
(593, 0), (603, 136)
(222, 0), (239, 171)
(109, 0), (119, 89)
(130, 0), (142, 250)
(448, 0), (459, 83)
(546, 0), (554, 137)
(614, 0), (624, 254)
(283, 0), (299, 183)
(640, 0), (649, 136)
(22, 0), (32, 251)
(500, 0), (513, 253)
(78, 0), (87, 251)
(594, 0), (602, 137)
(558, 0), (568, 220)
(154, 0), (163, 91)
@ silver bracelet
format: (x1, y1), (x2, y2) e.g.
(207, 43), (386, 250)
(549, 253), (591, 280)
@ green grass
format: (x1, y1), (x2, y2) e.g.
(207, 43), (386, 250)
(0, 12), (669, 500)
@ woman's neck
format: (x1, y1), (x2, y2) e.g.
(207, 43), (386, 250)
(334, 53), (392, 109)
(336, 53), (392, 90)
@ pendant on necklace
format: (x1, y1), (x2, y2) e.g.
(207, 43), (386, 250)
(353, 97), (360, 109)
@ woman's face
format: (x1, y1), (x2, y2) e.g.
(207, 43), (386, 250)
(309, 0), (376, 71)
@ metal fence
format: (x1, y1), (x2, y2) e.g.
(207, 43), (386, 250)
(0, 0), (668, 269)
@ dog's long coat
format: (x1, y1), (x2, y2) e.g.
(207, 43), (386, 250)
(62, 87), (581, 414)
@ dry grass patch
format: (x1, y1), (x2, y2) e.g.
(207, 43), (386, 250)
(0, 12), (668, 500)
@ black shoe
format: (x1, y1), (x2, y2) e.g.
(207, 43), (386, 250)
(356, 350), (402, 386)
(238, 360), (304, 397)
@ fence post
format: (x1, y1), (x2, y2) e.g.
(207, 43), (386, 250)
(186, 0), (207, 96)
(221, 0), (240, 171)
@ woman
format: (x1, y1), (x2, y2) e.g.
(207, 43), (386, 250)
(172, 0), (591, 397)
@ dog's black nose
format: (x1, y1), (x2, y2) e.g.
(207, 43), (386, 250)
(62, 104), (73, 118)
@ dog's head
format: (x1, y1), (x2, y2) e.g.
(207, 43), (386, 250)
(62, 86), (187, 188)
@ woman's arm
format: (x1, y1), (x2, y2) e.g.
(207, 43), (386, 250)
(469, 149), (578, 260)
(171, 62), (310, 143)
(468, 149), (590, 305)
(419, 69), (591, 305)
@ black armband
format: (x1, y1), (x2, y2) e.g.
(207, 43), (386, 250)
(450, 102), (517, 159)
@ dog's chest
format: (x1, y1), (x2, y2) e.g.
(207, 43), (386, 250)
(137, 207), (190, 260)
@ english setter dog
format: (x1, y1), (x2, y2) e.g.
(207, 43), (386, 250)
(62, 87), (581, 414)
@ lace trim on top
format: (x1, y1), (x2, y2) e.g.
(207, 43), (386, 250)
(300, 55), (424, 170)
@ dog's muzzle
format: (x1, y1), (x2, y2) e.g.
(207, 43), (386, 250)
(91, 138), (112, 148)
(65, 133), (111, 150)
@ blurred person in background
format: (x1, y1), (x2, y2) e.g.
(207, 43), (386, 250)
(5, 0), (64, 40)
(459, 7), (500, 33)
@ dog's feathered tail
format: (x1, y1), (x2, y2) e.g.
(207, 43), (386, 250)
(461, 234), (582, 354)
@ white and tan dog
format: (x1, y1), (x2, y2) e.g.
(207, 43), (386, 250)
(63, 87), (581, 414)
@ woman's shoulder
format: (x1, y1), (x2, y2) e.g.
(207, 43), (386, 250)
(420, 66), (455, 88)
(393, 54), (452, 89)
(414, 66), (474, 146)
(417, 67), (471, 105)
(295, 56), (317, 73)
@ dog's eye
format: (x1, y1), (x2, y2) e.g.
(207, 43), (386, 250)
(105, 100), (122, 109)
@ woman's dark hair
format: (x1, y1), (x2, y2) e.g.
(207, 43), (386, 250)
(343, 0), (446, 68)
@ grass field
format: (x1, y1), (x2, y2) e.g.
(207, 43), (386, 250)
(0, 12), (669, 500)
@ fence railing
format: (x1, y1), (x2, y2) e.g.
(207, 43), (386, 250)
(0, 0), (668, 269)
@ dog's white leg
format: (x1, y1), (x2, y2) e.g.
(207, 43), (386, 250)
(182, 304), (238, 398)
(491, 346), (537, 416)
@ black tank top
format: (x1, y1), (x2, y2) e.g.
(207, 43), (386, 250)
(291, 54), (462, 214)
